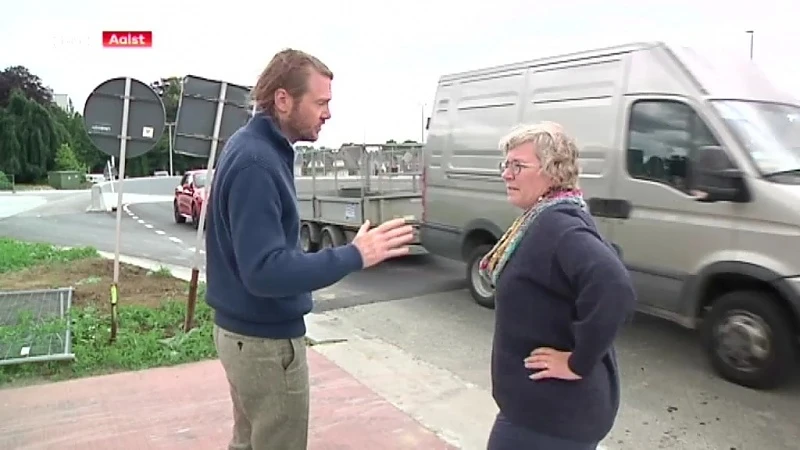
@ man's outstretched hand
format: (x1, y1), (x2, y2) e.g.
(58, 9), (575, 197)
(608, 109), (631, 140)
(352, 218), (415, 268)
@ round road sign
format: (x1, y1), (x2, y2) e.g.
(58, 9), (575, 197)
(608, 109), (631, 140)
(83, 77), (166, 159)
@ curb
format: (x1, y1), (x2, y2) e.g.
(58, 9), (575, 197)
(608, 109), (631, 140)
(94, 252), (339, 345)
(95, 251), (206, 283)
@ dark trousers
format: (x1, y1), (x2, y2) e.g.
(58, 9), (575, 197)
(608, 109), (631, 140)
(487, 413), (600, 450)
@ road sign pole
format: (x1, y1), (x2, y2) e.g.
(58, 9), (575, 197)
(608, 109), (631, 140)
(185, 81), (228, 332)
(110, 76), (132, 343)
(83, 76), (165, 343)
(168, 123), (174, 176)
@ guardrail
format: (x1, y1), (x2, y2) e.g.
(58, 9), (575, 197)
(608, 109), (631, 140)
(88, 174), (419, 212)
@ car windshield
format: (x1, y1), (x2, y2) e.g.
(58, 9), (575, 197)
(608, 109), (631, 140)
(193, 172), (207, 188)
(711, 100), (800, 177)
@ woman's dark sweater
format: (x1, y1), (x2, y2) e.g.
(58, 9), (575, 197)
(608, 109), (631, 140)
(491, 202), (637, 443)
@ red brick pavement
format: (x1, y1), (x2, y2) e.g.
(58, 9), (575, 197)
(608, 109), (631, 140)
(0, 348), (458, 450)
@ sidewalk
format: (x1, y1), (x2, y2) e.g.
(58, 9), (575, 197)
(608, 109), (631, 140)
(0, 252), (497, 449)
(0, 195), (47, 219)
(0, 348), (457, 450)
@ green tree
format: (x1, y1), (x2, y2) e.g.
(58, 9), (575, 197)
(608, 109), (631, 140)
(0, 66), (54, 108)
(49, 104), (104, 172)
(0, 66), (108, 183)
(54, 142), (85, 172)
(2, 89), (60, 182)
(0, 107), (22, 176)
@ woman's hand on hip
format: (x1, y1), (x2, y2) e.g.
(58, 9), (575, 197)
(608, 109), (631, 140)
(524, 347), (582, 381)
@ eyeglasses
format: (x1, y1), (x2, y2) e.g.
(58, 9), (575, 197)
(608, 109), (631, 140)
(498, 160), (536, 176)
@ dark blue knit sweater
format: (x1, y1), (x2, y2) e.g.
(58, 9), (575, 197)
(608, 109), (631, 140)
(205, 113), (363, 339)
(491, 202), (636, 443)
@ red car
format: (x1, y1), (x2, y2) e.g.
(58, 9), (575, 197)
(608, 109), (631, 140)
(173, 169), (209, 229)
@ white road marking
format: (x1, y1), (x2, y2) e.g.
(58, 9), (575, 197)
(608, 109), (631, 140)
(126, 205), (199, 253)
(187, 247), (206, 254)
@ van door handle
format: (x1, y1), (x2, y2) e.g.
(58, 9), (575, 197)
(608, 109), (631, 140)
(587, 198), (631, 219)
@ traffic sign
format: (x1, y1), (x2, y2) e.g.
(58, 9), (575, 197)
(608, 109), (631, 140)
(83, 77), (166, 159)
(81, 76), (166, 343)
(173, 74), (252, 158)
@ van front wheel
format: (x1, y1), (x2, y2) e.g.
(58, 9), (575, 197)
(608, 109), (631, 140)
(702, 290), (796, 390)
(467, 244), (496, 309)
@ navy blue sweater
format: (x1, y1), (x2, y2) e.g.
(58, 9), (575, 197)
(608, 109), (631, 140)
(491, 203), (636, 443)
(205, 113), (363, 338)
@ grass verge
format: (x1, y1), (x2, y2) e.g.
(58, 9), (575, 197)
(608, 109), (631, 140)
(0, 238), (215, 387)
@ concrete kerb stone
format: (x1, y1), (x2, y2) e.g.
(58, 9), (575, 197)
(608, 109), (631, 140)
(88, 176), (181, 213)
(95, 251), (205, 283)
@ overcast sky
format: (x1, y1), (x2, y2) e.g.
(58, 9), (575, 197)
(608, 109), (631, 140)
(2, 0), (799, 148)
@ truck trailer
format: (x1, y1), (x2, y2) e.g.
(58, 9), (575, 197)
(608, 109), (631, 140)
(296, 143), (425, 253)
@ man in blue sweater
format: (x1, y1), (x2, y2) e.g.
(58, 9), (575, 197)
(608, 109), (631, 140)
(206, 49), (415, 450)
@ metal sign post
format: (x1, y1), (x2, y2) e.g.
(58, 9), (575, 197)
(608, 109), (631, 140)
(172, 75), (252, 331)
(109, 77), (132, 342)
(83, 76), (165, 342)
(184, 82), (227, 331)
(167, 123), (175, 175)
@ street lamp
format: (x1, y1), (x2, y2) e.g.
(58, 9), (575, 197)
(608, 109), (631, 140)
(745, 30), (754, 60)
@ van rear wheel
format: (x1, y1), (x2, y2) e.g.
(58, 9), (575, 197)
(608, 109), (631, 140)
(467, 244), (496, 309)
(702, 290), (796, 390)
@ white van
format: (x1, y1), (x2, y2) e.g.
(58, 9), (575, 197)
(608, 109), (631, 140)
(420, 41), (800, 390)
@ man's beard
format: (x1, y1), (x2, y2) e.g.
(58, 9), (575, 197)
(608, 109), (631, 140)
(286, 108), (316, 143)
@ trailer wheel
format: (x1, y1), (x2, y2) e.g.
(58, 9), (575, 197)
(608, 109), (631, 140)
(320, 225), (346, 249)
(300, 223), (318, 253)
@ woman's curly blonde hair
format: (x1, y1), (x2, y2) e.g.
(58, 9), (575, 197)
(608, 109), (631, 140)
(498, 121), (580, 190)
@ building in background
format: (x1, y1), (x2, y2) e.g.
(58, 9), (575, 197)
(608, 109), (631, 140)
(53, 94), (73, 113)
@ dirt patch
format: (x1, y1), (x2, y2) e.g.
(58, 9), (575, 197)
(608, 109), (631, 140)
(0, 257), (188, 310)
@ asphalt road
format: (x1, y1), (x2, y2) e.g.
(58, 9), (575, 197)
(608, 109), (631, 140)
(0, 192), (195, 263)
(328, 290), (800, 450)
(5, 192), (799, 449)
(124, 201), (466, 311)
(0, 192), (467, 312)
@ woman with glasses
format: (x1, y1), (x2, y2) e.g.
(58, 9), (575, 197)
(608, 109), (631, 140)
(483, 122), (637, 450)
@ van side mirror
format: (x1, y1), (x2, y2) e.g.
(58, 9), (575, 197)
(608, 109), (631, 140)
(690, 145), (750, 203)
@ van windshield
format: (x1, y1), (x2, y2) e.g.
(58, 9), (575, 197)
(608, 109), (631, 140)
(712, 100), (800, 177)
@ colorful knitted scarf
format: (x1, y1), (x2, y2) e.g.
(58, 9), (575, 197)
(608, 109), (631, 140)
(479, 188), (588, 286)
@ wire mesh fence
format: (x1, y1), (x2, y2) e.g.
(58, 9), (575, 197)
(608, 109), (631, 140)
(0, 287), (75, 366)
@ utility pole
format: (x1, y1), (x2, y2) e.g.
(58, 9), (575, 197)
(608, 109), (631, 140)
(167, 122), (175, 175)
(746, 30), (754, 60)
